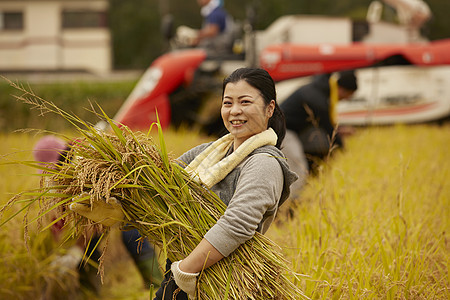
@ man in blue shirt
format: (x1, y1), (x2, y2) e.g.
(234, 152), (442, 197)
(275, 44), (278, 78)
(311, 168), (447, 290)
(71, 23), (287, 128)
(194, 0), (233, 54)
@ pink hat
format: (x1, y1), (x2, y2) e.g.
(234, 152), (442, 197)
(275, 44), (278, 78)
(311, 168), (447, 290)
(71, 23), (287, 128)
(33, 135), (67, 164)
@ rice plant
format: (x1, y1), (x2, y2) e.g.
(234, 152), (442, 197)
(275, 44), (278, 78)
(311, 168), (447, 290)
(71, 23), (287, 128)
(1, 80), (306, 299)
(269, 124), (449, 299)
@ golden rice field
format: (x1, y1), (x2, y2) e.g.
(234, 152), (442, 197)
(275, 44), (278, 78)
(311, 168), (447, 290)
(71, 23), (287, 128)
(0, 123), (448, 299)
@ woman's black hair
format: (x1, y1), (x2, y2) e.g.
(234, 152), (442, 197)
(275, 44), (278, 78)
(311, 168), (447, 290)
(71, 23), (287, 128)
(222, 67), (286, 149)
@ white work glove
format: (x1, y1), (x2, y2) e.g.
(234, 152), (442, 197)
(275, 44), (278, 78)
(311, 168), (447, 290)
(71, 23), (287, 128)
(171, 260), (199, 299)
(175, 25), (199, 46)
(69, 192), (125, 227)
(50, 245), (83, 275)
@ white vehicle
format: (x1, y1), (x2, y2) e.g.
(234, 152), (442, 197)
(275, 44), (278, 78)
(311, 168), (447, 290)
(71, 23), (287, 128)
(338, 66), (450, 125)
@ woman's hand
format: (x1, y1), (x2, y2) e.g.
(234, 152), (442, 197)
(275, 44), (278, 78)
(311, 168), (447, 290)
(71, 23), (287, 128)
(171, 239), (224, 298)
(171, 260), (199, 299)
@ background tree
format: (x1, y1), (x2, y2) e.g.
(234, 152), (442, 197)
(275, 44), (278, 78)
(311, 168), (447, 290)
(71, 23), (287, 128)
(109, 0), (163, 69)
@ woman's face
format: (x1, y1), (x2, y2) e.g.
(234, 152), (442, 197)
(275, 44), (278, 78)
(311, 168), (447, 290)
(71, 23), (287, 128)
(221, 80), (274, 149)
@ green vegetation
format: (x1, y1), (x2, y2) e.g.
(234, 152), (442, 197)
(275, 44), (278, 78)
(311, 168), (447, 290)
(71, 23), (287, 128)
(1, 123), (448, 299)
(0, 79), (137, 132)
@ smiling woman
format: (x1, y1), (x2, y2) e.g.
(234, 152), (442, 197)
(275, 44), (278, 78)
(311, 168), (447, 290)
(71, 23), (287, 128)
(151, 67), (298, 299)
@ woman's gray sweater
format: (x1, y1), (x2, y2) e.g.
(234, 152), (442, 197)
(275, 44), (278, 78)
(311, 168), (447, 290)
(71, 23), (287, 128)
(178, 143), (298, 257)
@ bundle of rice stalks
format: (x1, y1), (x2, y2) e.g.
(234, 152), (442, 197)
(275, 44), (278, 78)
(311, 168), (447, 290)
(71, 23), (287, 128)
(2, 80), (307, 299)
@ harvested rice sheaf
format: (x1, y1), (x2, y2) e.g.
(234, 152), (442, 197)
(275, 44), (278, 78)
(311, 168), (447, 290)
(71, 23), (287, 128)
(48, 128), (305, 299)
